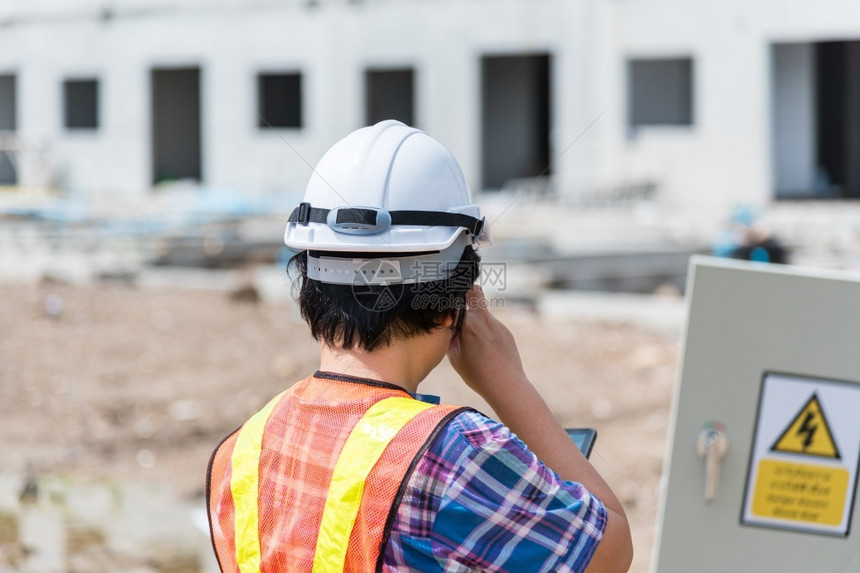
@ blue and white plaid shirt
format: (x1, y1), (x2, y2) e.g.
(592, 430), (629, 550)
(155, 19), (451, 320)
(383, 410), (607, 572)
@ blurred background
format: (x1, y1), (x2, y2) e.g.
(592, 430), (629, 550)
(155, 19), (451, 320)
(2, 0), (860, 571)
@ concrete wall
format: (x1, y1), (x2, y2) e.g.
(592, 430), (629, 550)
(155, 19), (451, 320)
(597, 0), (860, 212)
(0, 0), (592, 198)
(1, 0), (860, 217)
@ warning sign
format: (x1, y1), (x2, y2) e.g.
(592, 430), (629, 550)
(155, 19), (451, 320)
(742, 372), (860, 536)
(751, 460), (848, 526)
(770, 394), (840, 459)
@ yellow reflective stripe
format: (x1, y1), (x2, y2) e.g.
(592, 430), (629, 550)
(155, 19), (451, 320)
(312, 397), (434, 573)
(230, 390), (288, 573)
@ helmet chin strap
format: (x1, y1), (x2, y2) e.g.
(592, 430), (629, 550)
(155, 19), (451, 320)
(306, 233), (472, 286)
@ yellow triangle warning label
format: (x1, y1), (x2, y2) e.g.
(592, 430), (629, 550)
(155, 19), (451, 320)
(771, 393), (840, 459)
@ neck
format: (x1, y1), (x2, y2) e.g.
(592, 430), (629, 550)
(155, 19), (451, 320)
(318, 335), (441, 395)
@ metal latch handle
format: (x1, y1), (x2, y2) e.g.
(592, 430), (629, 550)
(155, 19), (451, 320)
(696, 425), (729, 503)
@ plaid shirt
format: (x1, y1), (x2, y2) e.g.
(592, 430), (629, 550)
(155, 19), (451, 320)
(382, 410), (607, 572)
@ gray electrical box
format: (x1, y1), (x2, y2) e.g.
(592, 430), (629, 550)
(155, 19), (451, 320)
(653, 257), (860, 572)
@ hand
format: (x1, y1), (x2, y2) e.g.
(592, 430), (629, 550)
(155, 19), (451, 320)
(447, 286), (526, 399)
(449, 288), (633, 573)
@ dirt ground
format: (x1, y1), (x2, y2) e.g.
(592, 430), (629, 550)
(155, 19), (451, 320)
(0, 280), (679, 573)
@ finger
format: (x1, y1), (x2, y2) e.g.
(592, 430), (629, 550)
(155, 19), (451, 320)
(464, 285), (480, 303)
(464, 285), (486, 310)
(448, 335), (460, 354)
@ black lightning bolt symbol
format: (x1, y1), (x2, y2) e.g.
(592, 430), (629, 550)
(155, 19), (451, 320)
(797, 411), (817, 450)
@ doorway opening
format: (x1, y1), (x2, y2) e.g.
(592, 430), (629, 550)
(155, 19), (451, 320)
(772, 41), (860, 199)
(0, 74), (17, 185)
(151, 68), (201, 185)
(481, 54), (551, 191)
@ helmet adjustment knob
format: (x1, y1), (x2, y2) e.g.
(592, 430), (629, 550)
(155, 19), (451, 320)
(326, 207), (392, 235)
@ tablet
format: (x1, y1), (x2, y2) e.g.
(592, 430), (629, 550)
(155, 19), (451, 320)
(565, 428), (597, 458)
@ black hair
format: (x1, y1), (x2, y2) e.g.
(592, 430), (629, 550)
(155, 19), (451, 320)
(289, 246), (481, 351)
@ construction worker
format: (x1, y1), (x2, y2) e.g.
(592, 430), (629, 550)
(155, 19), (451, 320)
(206, 121), (632, 572)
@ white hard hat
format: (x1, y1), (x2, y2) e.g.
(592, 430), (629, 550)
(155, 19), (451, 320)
(284, 120), (489, 285)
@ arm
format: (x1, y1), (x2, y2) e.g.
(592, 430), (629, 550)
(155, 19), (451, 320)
(447, 286), (633, 573)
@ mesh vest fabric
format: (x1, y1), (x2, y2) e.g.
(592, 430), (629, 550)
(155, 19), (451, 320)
(207, 374), (466, 573)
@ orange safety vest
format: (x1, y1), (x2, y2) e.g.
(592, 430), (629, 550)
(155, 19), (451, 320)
(206, 374), (467, 573)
